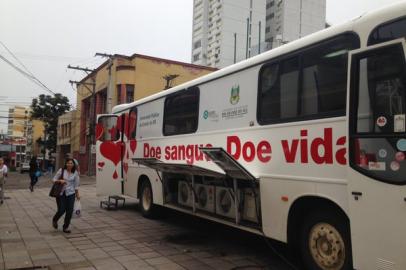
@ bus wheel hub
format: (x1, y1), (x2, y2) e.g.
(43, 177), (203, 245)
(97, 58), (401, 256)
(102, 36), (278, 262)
(309, 223), (345, 270)
(142, 187), (151, 210)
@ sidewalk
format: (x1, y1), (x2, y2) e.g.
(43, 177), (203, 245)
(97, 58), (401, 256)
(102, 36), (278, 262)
(0, 185), (287, 270)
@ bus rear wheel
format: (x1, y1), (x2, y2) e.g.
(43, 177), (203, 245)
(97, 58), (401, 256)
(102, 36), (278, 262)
(300, 210), (352, 270)
(139, 180), (157, 218)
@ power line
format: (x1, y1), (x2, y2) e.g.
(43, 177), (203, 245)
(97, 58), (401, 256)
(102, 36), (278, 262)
(0, 42), (57, 96)
(0, 41), (33, 76)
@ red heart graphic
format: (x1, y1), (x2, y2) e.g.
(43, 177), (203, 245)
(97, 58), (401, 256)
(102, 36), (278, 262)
(97, 162), (105, 168)
(100, 141), (124, 166)
(129, 140), (137, 154)
(95, 123), (104, 141)
(123, 162), (128, 174)
(113, 170), (118, 179)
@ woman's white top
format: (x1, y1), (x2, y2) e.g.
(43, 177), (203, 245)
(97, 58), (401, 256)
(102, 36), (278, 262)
(53, 168), (80, 196)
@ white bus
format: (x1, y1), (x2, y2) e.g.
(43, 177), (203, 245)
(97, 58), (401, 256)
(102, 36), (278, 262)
(96, 2), (406, 269)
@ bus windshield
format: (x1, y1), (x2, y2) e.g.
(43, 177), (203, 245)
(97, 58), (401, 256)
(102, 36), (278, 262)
(350, 42), (406, 184)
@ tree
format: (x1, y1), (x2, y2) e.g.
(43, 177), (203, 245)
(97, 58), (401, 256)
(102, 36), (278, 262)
(30, 94), (71, 158)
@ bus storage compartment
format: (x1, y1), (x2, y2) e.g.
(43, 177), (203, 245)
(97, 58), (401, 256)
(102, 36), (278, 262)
(240, 188), (260, 223)
(216, 186), (238, 219)
(195, 184), (215, 213)
(178, 181), (193, 207)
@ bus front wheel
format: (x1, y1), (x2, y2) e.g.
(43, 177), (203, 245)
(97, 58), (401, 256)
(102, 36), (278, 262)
(300, 210), (353, 270)
(139, 180), (157, 218)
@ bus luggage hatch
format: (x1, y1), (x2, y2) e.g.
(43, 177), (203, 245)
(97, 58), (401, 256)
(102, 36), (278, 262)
(132, 158), (225, 178)
(199, 147), (257, 182)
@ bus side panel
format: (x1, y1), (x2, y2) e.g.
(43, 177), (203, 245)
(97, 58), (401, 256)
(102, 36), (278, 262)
(260, 178), (349, 243)
(124, 163), (164, 206)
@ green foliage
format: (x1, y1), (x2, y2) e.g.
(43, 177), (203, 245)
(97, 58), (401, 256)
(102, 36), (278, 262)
(30, 94), (71, 157)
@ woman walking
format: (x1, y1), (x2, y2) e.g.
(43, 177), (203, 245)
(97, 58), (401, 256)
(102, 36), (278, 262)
(0, 157), (8, 204)
(52, 158), (80, 233)
(29, 156), (39, 192)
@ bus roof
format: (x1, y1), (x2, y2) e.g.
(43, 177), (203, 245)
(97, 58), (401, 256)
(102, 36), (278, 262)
(112, 0), (406, 114)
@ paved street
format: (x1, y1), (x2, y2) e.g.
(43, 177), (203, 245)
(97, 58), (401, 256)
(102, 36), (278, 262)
(0, 172), (297, 270)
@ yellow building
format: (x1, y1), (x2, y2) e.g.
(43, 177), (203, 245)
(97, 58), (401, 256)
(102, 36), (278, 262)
(29, 119), (45, 157)
(73, 53), (216, 175)
(6, 106), (45, 165)
(7, 106), (28, 138)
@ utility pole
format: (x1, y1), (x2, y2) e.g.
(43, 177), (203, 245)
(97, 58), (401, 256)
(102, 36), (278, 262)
(246, 18), (249, 59)
(68, 65), (96, 176)
(234, 33), (237, 64)
(95, 53), (114, 113)
(258, 21), (262, 55)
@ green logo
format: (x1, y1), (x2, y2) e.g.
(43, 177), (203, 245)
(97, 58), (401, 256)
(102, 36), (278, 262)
(230, 85), (240, 105)
(203, 110), (209, 119)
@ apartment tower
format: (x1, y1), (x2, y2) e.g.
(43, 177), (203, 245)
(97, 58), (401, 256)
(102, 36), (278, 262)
(191, 0), (266, 68)
(265, 0), (326, 49)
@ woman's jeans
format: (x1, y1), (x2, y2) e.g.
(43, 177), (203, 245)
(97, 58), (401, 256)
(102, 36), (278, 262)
(29, 173), (38, 187)
(53, 193), (75, 229)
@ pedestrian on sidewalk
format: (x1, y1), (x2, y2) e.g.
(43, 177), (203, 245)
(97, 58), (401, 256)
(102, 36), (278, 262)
(0, 157), (8, 204)
(52, 158), (80, 233)
(65, 154), (80, 175)
(29, 156), (39, 192)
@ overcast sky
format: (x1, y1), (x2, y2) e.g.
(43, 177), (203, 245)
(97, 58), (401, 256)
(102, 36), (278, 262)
(0, 0), (403, 132)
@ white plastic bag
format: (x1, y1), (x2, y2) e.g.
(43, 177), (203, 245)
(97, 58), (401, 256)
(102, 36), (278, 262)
(73, 199), (81, 218)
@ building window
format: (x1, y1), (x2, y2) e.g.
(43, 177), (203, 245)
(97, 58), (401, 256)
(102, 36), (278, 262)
(126, 85), (134, 103)
(99, 90), (107, 114)
(117, 85), (122, 104)
(194, 40), (202, 49)
(193, 53), (200, 62)
(163, 87), (199, 136)
(265, 26), (271, 33)
(266, 13), (274, 20)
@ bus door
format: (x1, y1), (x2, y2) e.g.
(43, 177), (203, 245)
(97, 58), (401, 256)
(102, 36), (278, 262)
(348, 39), (406, 270)
(96, 114), (123, 196)
(123, 108), (138, 197)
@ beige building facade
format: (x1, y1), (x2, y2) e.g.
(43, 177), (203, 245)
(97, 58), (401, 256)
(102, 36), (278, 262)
(71, 53), (216, 175)
(56, 110), (79, 169)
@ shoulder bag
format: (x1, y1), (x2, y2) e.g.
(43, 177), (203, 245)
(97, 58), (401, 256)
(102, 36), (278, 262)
(49, 169), (64, 198)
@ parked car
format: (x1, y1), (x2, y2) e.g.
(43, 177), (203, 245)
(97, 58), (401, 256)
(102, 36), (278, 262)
(19, 162), (30, 173)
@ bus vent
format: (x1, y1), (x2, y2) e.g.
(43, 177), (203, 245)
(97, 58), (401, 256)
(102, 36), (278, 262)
(377, 258), (395, 270)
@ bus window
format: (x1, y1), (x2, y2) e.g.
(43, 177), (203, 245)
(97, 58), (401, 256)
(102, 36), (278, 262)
(355, 45), (405, 133)
(128, 109), (137, 139)
(97, 116), (120, 142)
(259, 57), (299, 123)
(368, 17), (406, 45)
(258, 33), (359, 125)
(163, 87), (199, 136)
(301, 35), (358, 117)
(350, 43), (406, 184)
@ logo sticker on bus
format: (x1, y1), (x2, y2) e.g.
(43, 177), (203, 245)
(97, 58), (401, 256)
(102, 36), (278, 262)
(378, 149), (387, 158)
(368, 161), (386, 171)
(395, 152), (405, 162)
(394, 114), (405, 133)
(397, 139), (406, 151)
(390, 161), (400, 172)
(376, 116), (387, 127)
(230, 85), (240, 105)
